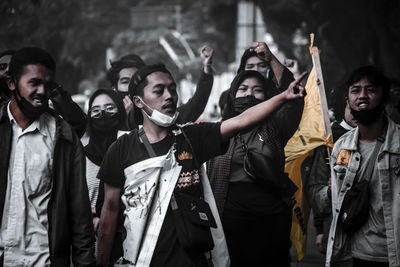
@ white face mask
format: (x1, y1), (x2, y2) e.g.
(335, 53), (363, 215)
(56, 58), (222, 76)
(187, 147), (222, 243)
(136, 96), (179, 127)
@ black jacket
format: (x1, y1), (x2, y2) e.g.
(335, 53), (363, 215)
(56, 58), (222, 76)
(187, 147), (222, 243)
(0, 103), (95, 266)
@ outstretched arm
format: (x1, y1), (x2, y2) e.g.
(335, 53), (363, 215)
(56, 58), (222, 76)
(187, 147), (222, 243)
(97, 183), (121, 265)
(220, 72), (307, 141)
(177, 47), (214, 123)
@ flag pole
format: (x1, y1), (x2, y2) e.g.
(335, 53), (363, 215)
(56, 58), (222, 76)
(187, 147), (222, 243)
(309, 34), (333, 164)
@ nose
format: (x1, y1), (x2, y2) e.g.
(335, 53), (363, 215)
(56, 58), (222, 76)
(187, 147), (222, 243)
(359, 88), (368, 98)
(244, 89), (254, 97)
(36, 84), (46, 95)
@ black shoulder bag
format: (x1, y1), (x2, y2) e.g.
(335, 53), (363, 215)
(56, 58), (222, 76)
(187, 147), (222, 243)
(238, 134), (298, 206)
(138, 128), (216, 253)
(339, 134), (385, 234)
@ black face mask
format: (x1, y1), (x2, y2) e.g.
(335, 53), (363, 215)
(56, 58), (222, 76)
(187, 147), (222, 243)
(350, 104), (384, 126)
(90, 112), (120, 134)
(13, 85), (49, 120)
(233, 95), (263, 115)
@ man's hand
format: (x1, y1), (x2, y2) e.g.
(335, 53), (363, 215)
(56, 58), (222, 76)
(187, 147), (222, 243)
(201, 46), (214, 74)
(283, 71), (307, 100)
(123, 95), (134, 114)
(251, 42), (272, 63)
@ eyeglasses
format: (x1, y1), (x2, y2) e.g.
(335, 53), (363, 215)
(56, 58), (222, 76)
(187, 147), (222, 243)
(89, 104), (118, 118)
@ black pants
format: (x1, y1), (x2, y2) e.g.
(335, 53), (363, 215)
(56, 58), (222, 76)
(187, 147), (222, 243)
(353, 258), (389, 267)
(222, 182), (292, 267)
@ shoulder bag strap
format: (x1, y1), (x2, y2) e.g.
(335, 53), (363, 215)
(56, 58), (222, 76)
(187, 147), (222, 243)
(138, 127), (156, 157)
(362, 128), (386, 183)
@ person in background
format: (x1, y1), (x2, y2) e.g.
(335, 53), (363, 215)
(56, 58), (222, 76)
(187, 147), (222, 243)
(219, 42), (294, 117)
(0, 46), (95, 266)
(84, 89), (126, 232)
(207, 69), (305, 266)
(107, 54), (146, 130)
(0, 50), (15, 104)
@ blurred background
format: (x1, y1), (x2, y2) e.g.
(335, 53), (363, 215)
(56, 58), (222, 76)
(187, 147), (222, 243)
(1, 0), (399, 121)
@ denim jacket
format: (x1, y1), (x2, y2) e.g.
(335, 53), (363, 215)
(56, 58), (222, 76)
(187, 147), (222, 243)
(326, 118), (400, 267)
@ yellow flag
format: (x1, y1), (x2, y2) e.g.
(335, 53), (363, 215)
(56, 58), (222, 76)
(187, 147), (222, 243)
(285, 67), (333, 260)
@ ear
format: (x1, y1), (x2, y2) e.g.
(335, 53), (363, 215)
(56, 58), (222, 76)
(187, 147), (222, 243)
(133, 96), (143, 109)
(6, 78), (16, 91)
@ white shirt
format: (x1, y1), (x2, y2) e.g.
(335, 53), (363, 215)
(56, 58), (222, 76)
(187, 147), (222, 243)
(0, 103), (56, 266)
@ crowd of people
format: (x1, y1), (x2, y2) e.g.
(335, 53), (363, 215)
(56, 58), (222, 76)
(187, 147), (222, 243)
(0, 40), (399, 267)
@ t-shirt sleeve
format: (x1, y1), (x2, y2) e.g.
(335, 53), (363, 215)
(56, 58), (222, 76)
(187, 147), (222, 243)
(97, 138), (125, 188)
(184, 122), (226, 165)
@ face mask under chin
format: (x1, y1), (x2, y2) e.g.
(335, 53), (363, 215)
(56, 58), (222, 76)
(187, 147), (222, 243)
(137, 96), (179, 127)
(13, 86), (48, 120)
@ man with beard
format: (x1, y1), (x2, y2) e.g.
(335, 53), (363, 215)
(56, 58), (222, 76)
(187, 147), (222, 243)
(0, 49), (87, 138)
(326, 66), (400, 267)
(0, 47), (95, 266)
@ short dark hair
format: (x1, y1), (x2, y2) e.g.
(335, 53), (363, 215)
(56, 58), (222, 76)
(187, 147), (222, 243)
(8, 47), (56, 81)
(107, 54), (146, 89)
(345, 65), (390, 102)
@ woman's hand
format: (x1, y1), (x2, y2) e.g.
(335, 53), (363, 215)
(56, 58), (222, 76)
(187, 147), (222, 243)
(283, 71), (307, 100)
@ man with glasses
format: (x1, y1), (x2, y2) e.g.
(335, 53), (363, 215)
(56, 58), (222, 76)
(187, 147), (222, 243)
(0, 47), (95, 266)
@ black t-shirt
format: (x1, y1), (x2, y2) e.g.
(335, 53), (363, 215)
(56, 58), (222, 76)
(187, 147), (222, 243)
(98, 122), (224, 266)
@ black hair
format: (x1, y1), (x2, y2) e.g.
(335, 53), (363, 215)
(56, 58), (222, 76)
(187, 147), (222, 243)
(345, 65), (390, 102)
(106, 54), (146, 89)
(8, 47), (56, 82)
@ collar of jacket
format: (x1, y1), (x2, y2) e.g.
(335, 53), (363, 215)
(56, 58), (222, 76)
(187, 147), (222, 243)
(0, 102), (74, 144)
(338, 117), (400, 155)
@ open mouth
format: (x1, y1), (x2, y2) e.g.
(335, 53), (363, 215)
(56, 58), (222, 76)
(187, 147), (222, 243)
(162, 102), (176, 111)
(32, 95), (46, 106)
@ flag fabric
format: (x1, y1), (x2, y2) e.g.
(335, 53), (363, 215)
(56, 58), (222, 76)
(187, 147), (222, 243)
(284, 67), (333, 260)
